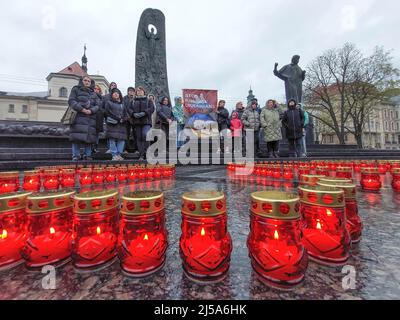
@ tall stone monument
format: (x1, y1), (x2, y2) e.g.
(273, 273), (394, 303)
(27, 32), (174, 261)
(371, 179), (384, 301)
(135, 8), (170, 100)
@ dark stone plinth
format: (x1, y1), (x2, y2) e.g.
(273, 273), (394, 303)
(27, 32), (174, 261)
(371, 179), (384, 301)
(0, 166), (399, 300)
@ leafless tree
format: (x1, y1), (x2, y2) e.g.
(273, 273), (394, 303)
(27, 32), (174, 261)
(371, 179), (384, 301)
(304, 43), (399, 147)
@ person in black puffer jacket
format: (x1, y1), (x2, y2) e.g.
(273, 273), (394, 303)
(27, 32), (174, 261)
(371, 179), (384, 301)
(92, 83), (104, 153)
(216, 100), (230, 153)
(131, 86), (155, 160)
(282, 99), (305, 158)
(68, 76), (99, 161)
(156, 96), (175, 149)
(105, 88), (128, 161)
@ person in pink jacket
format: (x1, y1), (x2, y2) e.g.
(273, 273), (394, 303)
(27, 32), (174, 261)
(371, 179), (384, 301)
(230, 111), (244, 154)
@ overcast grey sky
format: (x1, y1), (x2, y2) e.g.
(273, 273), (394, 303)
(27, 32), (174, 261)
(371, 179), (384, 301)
(0, 0), (399, 107)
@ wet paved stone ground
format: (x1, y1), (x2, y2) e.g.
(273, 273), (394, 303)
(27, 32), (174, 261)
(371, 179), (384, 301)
(1, 165), (399, 300)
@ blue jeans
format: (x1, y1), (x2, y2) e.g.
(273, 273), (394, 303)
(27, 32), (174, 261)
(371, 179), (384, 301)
(177, 124), (185, 148)
(72, 143), (92, 158)
(135, 125), (151, 157)
(109, 139), (126, 156)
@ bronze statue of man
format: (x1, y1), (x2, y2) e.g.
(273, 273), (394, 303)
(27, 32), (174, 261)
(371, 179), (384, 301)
(274, 55), (306, 103)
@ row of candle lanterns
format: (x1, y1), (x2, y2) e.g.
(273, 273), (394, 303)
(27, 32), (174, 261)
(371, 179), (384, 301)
(0, 181), (362, 290)
(228, 162), (400, 193)
(0, 165), (176, 194)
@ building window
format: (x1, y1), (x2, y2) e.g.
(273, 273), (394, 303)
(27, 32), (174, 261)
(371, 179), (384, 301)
(392, 122), (395, 131)
(376, 122), (380, 131)
(384, 110), (388, 118)
(397, 123), (400, 131)
(8, 104), (15, 113)
(22, 105), (28, 114)
(396, 111), (399, 119)
(390, 111), (394, 119)
(59, 87), (68, 98)
(344, 134), (348, 142)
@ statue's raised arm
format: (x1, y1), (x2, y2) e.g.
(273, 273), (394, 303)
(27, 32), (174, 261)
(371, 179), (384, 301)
(274, 62), (288, 81)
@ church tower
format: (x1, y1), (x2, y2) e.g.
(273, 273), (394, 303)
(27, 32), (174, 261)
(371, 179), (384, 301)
(81, 44), (88, 73)
(247, 86), (256, 107)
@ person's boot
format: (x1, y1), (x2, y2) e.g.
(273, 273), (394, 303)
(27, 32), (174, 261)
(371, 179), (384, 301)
(273, 151), (280, 158)
(268, 152), (274, 158)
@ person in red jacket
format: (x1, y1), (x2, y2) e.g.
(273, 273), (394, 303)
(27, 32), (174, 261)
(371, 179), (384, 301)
(230, 111), (243, 155)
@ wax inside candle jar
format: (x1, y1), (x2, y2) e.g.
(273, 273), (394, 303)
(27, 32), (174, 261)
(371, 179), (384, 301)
(72, 209), (119, 269)
(118, 212), (168, 276)
(301, 205), (350, 265)
(0, 209), (26, 270)
(180, 215), (232, 281)
(22, 210), (73, 269)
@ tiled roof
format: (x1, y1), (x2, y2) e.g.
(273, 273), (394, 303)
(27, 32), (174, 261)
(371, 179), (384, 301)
(57, 62), (87, 77)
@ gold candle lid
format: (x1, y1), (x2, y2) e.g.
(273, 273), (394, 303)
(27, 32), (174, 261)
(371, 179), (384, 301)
(121, 191), (164, 215)
(0, 171), (19, 179)
(317, 182), (357, 199)
(0, 191), (32, 213)
(251, 191), (300, 220)
(43, 169), (59, 175)
(24, 170), (40, 176)
(27, 190), (75, 214)
(299, 185), (345, 208)
(392, 168), (400, 174)
(300, 175), (326, 184)
(61, 169), (75, 174)
(74, 190), (119, 214)
(316, 166), (329, 171)
(319, 177), (353, 184)
(361, 167), (379, 174)
(182, 190), (226, 217)
(336, 167), (353, 172)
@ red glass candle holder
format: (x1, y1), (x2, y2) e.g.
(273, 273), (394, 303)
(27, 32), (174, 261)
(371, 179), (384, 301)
(137, 166), (147, 180)
(128, 166), (138, 182)
(79, 168), (93, 187)
(361, 168), (382, 192)
(153, 166), (163, 179)
(118, 191), (168, 277)
(378, 162), (388, 174)
(336, 167), (353, 180)
(298, 166), (311, 177)
(42, 170), (60, 191)
(61, 169), (76, 189)
(116, 167), (128, 183)
(316, 166), (329, 177)
(248, 191), (308, 289)
(283, 166), (294, 180)
(391, 168), (400, 192)
(105, 167), (116, 184)
(22, 191), (75, 269)
(72, 190), (119, 271)
(318, 182), (362, 244)
(180, 191), (232, 283)
(0, 172), (20, 194)
(299, 186), (351, 266)
(273, 165), (282, 179)
(23, 171), (41, 192)
(91, 168), (104, 185)
(299, 175), (326, 187)
(0, 192), (30, 271)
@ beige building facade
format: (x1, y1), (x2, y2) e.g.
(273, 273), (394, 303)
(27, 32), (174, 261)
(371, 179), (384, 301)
(0, 61), (110, 123)
(311, 97), (400, 150)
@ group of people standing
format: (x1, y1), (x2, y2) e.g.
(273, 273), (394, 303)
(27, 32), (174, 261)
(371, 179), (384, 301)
(216, 98), (310, 158)
(68, 75), (309, 161)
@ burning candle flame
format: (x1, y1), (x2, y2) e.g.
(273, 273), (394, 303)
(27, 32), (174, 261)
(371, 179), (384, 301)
(97, 227), (101, 235)
(326, 209), (332, 217)
(144, 234), (149, 241)
(274, 230), (279, 240)
(50, 227), (55, 235)
(201, 227), (206, 237)
(1, 229), (7, 240)
(316, 220), (322, 230)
